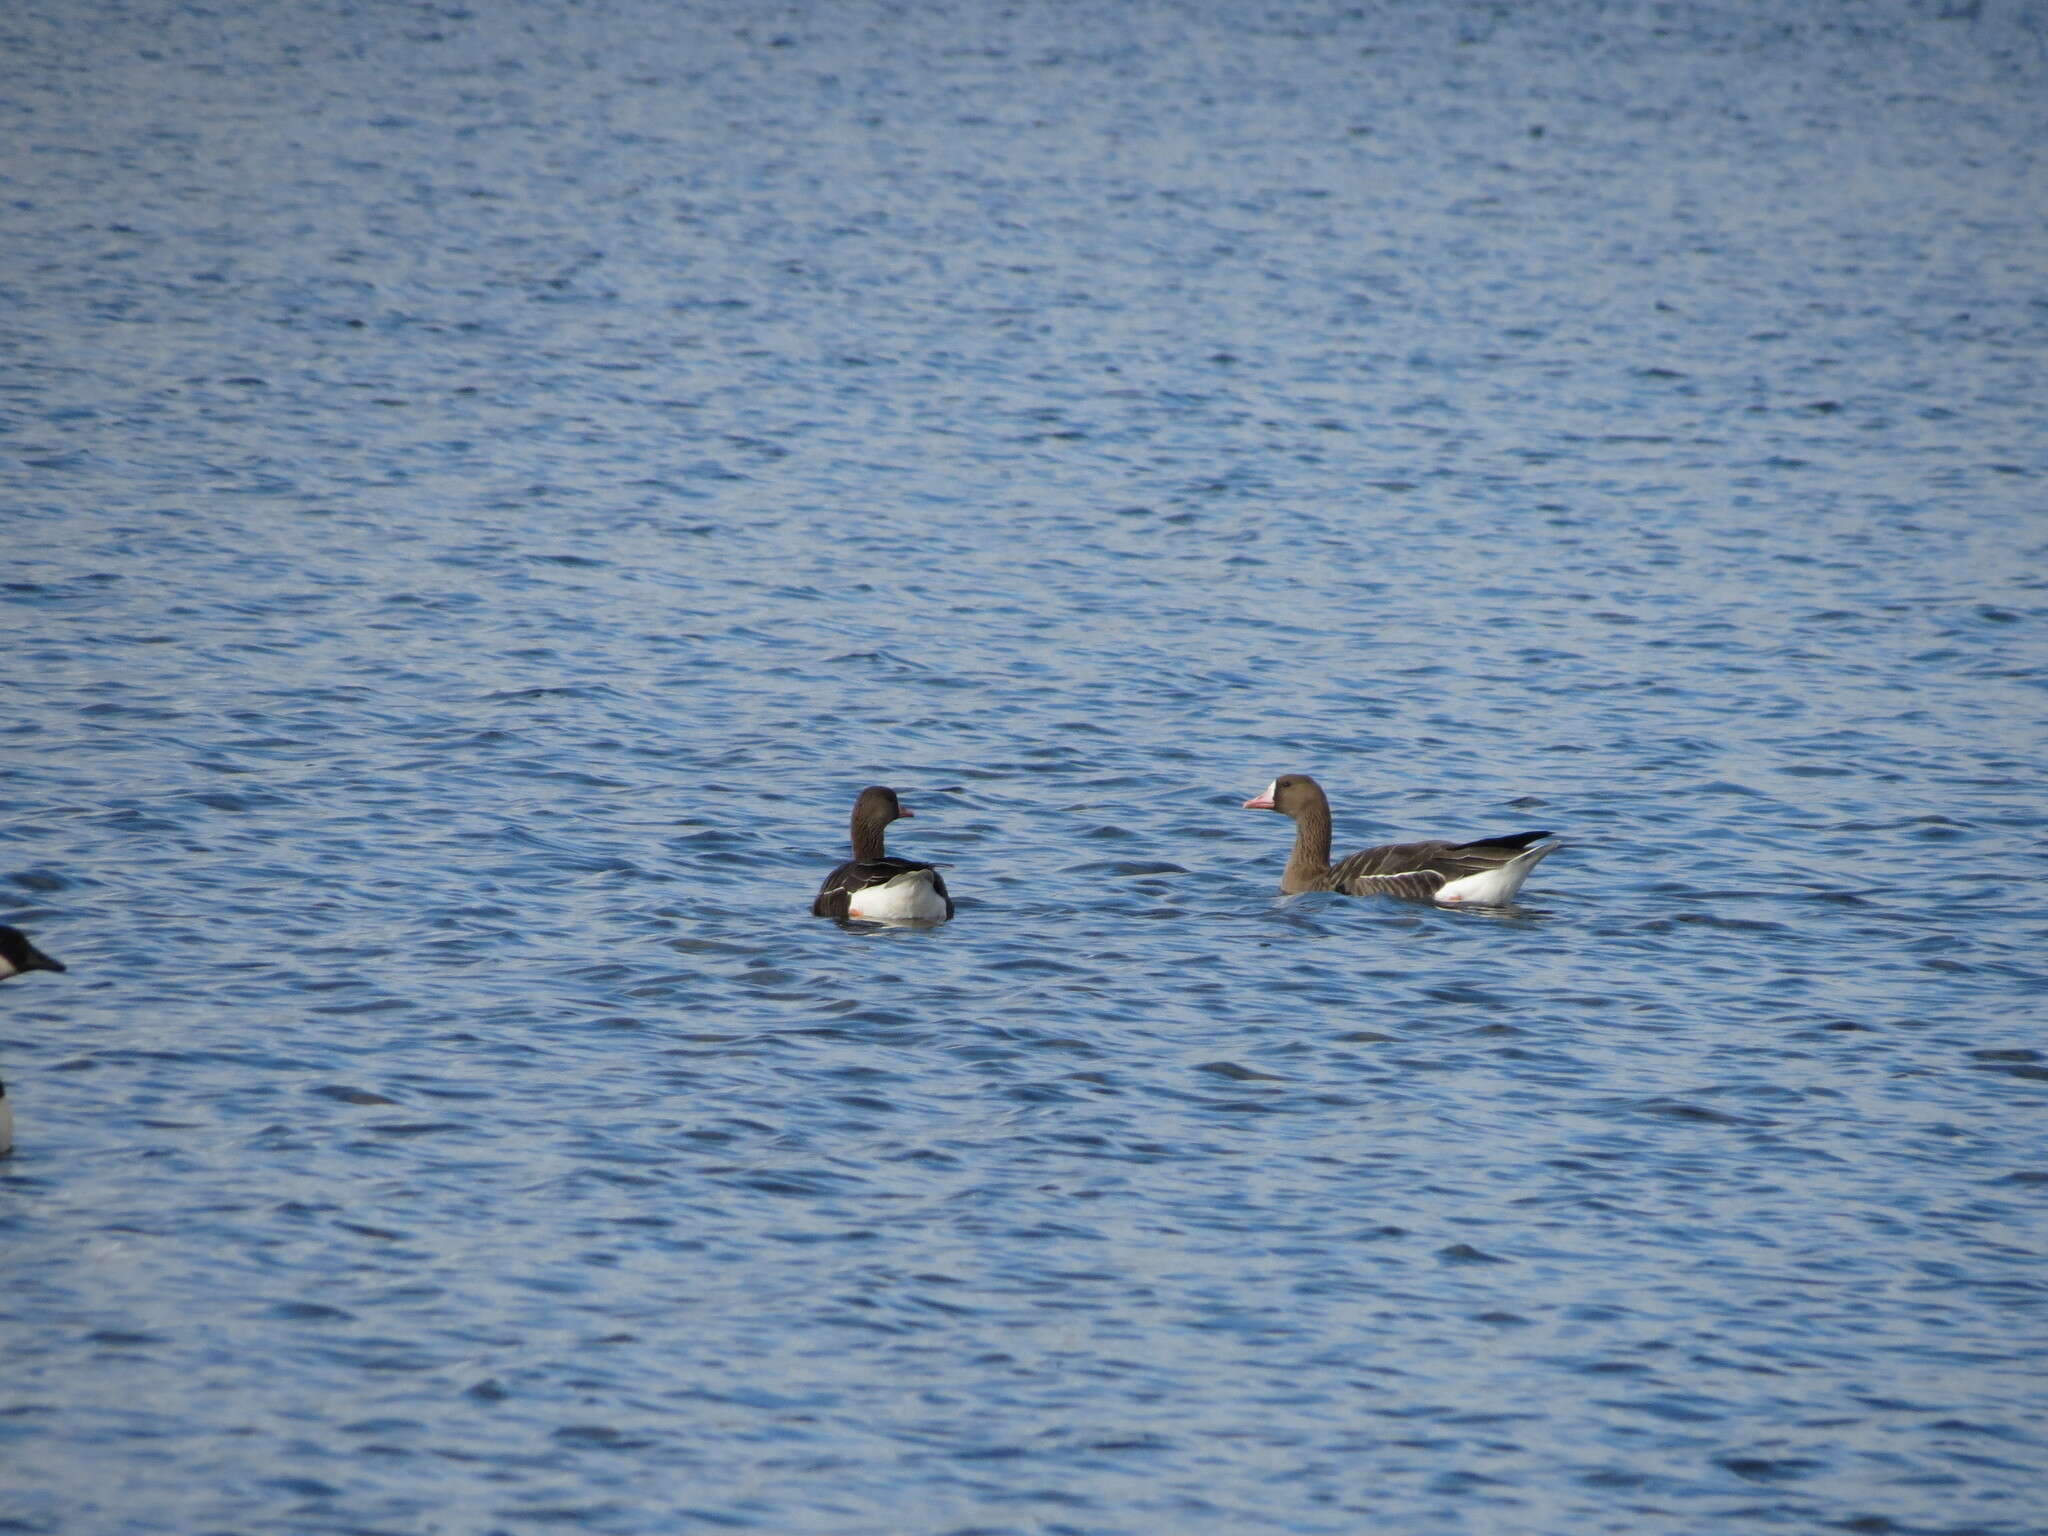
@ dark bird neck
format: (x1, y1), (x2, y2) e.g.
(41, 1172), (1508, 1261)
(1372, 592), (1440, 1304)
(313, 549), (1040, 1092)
(1285, 799), (1334, 889)
(850, 810), (891, 863)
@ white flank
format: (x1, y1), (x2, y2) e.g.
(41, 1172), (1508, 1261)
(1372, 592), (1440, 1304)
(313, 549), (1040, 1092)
(845, 868), (950, 922)
(0, 958), (17, 980)
(1434, 843), (1557, 907)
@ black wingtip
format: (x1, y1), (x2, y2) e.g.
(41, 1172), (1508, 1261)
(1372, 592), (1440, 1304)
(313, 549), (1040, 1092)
(1457, 830), (1554, 852)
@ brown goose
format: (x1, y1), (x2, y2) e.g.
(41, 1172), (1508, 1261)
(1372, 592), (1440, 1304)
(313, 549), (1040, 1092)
(811, 786), (954, 923)
(1243, 774), (1557, 906)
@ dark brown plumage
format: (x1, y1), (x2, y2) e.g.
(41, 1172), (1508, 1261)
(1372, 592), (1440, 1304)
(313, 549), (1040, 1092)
(811, 786), (954, 922)
(1243, 774), (1557, 905)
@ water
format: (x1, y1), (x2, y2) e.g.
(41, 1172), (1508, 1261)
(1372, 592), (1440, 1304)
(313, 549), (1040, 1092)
(4, 2), (2047, 1531)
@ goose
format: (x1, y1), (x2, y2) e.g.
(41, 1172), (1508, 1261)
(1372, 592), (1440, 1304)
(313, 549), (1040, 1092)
(0, 926), (66, 1156)
(812, 786), (953, 923)
(1243, 774), (1557, 906)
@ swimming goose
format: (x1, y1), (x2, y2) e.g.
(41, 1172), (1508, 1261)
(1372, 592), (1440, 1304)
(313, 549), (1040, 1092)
(1243, 774), (1558, 906)
(0, 926), (66, 1156)
(812, 786), (954, 923)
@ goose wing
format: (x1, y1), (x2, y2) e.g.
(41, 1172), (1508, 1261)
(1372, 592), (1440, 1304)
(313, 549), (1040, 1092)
(813, 857), (952, 918)
(1329, 831), (1552, 900)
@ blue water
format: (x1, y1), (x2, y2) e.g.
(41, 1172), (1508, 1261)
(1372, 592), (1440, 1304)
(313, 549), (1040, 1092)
(4, 2), (2047, 1532)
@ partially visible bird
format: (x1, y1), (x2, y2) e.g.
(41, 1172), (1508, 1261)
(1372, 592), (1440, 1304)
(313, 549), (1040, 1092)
(0, 925), (65, 982)
(0, 925), (67, 1156)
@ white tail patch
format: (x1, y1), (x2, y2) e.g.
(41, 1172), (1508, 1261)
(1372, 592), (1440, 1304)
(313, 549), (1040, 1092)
(1434, 843), (1558, 907)
(845, 868), (950, 923)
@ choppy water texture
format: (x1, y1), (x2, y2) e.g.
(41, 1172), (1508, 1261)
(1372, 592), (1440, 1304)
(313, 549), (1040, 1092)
(4, 2), (2048, 1532)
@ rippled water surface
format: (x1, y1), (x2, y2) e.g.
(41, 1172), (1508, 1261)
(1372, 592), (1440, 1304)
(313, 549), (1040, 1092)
(5, 2), (2047, 1532)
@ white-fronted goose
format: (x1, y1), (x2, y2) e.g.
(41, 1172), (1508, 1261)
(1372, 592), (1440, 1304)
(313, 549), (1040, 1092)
(1243, 774), (1558, 906)
(812, 786), (954, 923)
